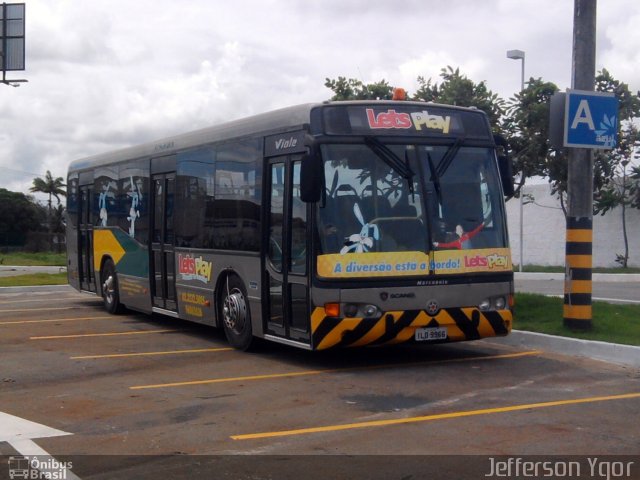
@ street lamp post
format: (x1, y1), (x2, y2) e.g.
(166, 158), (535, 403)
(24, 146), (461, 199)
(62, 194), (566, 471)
(507, 49), (525, 91)
(507, 49), (526, 272)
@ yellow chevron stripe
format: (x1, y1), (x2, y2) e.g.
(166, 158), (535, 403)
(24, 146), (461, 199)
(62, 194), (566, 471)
(310, 307), (327, 334)
(348, 317), (386, 347)
(316, 318), (364, 350)
(434, 310), (466, 340)
(311, 307), (513, 349)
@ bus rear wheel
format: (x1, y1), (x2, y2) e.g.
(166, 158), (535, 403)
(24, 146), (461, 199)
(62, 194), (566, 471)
(220, 275), (253, 351)
(101, 259), (124, 314)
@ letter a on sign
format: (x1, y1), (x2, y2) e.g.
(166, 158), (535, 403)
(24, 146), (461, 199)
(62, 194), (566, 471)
(570, 99), (595, 130)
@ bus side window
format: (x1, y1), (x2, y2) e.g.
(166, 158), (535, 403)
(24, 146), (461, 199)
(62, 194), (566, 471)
(269, 163), (285, 271)
(291, 161), (307, 274)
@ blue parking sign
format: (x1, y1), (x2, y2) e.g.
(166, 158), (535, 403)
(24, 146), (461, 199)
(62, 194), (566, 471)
(564, 89), (618, 149)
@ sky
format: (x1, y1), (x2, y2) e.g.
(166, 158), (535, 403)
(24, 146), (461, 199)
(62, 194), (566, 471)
(1, 0), (639, 204)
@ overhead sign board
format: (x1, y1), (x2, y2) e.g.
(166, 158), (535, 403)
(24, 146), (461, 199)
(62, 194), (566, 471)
(563, 89), (618, 149)
(1, 3), (26, 71)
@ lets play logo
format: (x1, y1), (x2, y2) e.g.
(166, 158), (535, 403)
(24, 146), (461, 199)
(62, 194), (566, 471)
(366, 108), (451, 134)
(464, 253), (509, 269)
(178, 254), (212, 283)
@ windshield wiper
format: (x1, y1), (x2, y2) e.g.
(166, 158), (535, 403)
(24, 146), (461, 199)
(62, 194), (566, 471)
(364, 137), (415, 184)
(436, 136), (465, 178)
(425, 151), (443, 207)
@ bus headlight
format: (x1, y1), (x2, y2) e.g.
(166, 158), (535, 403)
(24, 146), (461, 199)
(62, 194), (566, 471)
(340, 303), (380, 318)
(363, 304), (379, 318)
(479, 296), (508, 311)
(343, 303), (358, 318)
(479, 299), (491, 311)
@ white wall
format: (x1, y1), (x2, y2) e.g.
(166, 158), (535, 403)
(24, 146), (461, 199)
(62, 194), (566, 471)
(506, 183), (640, 268)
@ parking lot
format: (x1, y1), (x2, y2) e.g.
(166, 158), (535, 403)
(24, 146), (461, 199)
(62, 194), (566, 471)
(1, 286), (639, 477)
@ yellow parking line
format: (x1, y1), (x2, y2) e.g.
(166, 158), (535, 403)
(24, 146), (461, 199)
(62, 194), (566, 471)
(30, 329), (178, 340)
(129, 350), (540, 390)
(231, 391), (640, 440)
(0, 316), (114, 325)
(0, 307), (79, 314)
(71, 347), (233, 359)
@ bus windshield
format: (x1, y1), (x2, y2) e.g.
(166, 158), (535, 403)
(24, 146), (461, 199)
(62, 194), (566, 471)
(316, 142), (508, 276)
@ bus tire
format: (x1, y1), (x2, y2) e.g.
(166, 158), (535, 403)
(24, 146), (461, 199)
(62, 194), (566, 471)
(220, 275), (253, 351)
(101, 259), (124, 314)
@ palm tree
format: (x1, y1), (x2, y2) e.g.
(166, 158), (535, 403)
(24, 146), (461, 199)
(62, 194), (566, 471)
(30, 170), (66, 213)
(30, 171), (67, 248)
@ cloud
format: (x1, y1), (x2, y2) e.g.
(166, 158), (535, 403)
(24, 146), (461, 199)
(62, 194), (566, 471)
(1, 0), (639, 206)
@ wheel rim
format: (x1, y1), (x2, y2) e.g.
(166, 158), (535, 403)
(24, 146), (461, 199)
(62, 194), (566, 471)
(223, 288), (247, 333)
(103, 274), (115, 305)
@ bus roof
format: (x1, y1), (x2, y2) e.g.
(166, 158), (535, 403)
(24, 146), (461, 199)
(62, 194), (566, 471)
(68, 101), (490, 173)
(68, 102), (318, 172)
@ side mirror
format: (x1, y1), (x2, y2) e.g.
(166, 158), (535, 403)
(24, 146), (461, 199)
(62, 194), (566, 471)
(300, 153), (324, 203)
(493, 135), (515, 197)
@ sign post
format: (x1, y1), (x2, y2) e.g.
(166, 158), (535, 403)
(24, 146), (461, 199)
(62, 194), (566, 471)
(561, 89), (617, 331)
(562, 0), (614, 331)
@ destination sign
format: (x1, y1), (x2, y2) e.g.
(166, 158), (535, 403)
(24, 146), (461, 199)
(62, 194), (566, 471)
(322, 104), (492, 140)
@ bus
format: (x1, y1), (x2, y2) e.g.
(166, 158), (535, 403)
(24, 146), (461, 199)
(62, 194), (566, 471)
(66, 100), (515, 351)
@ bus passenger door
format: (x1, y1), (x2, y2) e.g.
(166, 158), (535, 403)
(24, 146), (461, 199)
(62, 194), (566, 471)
(150, 172), (177, 312)
(78, 185), (96, 292)
(265, 157), (310, 344)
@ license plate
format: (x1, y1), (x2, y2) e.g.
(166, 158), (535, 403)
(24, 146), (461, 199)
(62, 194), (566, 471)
(415, 326), (448, 341)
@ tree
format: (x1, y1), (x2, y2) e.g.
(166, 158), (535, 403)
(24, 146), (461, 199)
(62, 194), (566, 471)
(29, 170), (67, 250)
(593, 122), (640, 267)
(324, 77), (394, 101)
(0, 189), (45, 247)
(413, 66), (506, 132)
(30, 170), (66, 213)
(503, 77), (561, 198)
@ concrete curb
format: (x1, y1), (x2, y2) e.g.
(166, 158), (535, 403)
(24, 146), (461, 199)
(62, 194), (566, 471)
(488, 330), (640, 368)
(515, 272), (640, 282)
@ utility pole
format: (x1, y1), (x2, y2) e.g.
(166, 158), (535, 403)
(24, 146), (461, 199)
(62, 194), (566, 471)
(564, 0), (597, 330)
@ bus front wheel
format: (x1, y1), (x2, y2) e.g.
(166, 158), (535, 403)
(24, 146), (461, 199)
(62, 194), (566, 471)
(220, 275), (253, 351)
(101, 259), (124, 314)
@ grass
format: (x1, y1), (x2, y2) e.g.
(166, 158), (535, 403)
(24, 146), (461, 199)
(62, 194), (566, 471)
(0, 272), (68, 287)
(514, 292), (640, 346)
(0, 252), (67, 266)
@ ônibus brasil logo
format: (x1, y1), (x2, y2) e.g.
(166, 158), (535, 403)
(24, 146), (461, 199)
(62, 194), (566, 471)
(8, 456), (73, 479)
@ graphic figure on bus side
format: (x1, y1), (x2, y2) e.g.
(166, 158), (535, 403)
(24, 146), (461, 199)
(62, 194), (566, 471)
(127, 176), (141, 238)
(340, 203), (380, 254)
(98, 183), (110, 227)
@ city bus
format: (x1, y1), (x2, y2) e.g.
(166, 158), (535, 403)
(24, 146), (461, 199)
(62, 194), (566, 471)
(66, 100), (515, 351)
